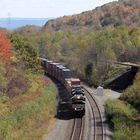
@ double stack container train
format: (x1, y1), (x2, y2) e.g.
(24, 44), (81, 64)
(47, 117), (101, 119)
(39, 57), (85, 115)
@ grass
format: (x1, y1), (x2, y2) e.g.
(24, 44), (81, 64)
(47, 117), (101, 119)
(0, 75), (56, 140)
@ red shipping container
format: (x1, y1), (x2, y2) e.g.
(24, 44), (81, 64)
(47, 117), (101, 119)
(52, 63), (60, 77)
(50, 63), (56, 76)
(56, 65), (63, 80)
(71, 78), (80, 86)
(48, 61), (53, 75)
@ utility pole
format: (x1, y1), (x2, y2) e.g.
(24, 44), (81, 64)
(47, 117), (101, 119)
(8, 12), (11, 29)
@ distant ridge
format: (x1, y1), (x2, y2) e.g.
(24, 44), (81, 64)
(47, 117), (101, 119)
(43, 0), (140, 32)
(0, 18), (53, 29)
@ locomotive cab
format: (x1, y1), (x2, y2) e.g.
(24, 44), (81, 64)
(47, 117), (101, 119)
(71, 86), (85, 102)
(71, 85), (84, 96)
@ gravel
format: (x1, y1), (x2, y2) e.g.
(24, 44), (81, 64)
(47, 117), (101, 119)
(44, 119), (73, 140)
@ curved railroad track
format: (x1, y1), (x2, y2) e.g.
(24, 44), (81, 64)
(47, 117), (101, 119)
(84, 87), (104, 140)
(47, 76), (104, 140)
(70, 116), (85, 140)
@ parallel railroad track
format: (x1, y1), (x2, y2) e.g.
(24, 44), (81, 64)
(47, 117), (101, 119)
(84, 87), (104, 140)
(70, 116), (85, 140)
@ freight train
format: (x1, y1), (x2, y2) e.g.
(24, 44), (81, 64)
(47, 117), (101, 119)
(39, 57), (85, 115)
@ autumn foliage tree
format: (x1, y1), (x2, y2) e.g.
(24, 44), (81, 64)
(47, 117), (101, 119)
(0, 31), (11, 64)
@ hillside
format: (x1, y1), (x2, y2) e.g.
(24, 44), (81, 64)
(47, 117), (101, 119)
(0, 31), (57, 139)
(14, 25), (41, 35)
(43, 0), (140, 32)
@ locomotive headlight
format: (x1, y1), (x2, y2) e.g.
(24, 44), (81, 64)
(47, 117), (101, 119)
(77, 95), (80, 99)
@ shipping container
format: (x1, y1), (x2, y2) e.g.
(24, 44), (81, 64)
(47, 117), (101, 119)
(61, 69), (71, 84)
(65, 78), (72, 93)
(40, 58), (48, 67)
(52, 63), (60, 77)
(58, 66), (66, 81)
(48, 61), (53, 75)
(61, 69), (71, 79)
(56, 65), (63, 79)
(71, 78), (80, 86)
(50, 63), (57, 76)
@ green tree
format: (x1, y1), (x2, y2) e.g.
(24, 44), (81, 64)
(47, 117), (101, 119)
(85, 62), (93, 78)
(10, 34), (39, 71)
(0, 61), (8, 95)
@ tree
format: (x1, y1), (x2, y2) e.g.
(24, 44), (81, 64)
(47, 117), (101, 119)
(0, 60), (8, 95)
(10, 34), (39, 71)
(0, 31), (12, 64)
(85, 62), (93, 78)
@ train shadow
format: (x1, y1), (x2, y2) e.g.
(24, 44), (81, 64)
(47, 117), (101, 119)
(56, 101), (73, 120)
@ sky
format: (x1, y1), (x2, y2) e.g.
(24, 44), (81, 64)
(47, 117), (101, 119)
(0, 0), (117, 18)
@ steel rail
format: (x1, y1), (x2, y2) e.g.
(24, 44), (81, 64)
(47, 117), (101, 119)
(70, 116), (85, 140)
(84, 87), (104, 140)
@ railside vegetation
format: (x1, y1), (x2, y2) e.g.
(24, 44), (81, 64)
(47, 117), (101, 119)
(0, 31), (57, 140)
(105, 72), (140, 140)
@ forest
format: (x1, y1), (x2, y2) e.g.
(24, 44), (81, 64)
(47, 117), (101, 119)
(15, 25), (140, 86)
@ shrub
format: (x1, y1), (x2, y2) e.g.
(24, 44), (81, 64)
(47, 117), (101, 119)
(7, 73), (29, 97)
(120, 72), (140, 111)
(105, 99), (139, 140)
(0, 84), (56, 140)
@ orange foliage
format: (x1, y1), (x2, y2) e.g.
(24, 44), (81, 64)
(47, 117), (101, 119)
(0, 31), (12, 64)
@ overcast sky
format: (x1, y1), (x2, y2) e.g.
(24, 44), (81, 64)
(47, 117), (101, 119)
(0, 0), (117, 18)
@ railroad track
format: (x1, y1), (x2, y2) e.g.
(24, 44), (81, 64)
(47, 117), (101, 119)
(49, 76), (104, 140)
(70, 116), (85, 140)
(84, 87), (104, 140)
(55, 79), (86, 140)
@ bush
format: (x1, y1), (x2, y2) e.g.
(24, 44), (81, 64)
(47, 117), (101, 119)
(105, 99), (135, 120)
(105, 99), (139, 140)
(7, 73), (29, 97)
(120, 72), (140, 111)
(0, 84), (56, 140)
(113, 130), (129, 140)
